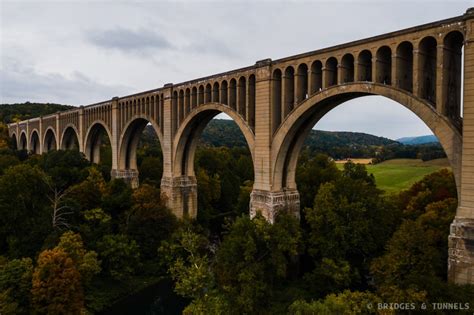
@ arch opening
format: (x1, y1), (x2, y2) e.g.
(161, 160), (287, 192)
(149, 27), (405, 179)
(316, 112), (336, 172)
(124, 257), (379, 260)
(10, 134), (17, 150)
(324, 57), (338, 88)
(341, 54), (354, 83)
(84, 123), (112, 173)
(30, 131), (41, 155)
(43, 128), (57, 153)
(376, 46), (392, 85)
(119, 118), (163, 187)
(310, 60), (323, 94)
(443, 31), (464, 121)
(357, 50), (372, 82)
(396, 41), (413, 92)
(296, 64), (309, 103)
(173, 105), (255, 230)
(61, 126), (79, 151)
(19, 132), (27, 151)
(273, 84), (460, 204)
(419, 36), (437, 104)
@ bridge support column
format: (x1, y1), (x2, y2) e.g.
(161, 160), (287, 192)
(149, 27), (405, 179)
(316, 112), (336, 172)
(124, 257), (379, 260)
(161, 175), (197, 218)
(111, 169), (139, 189)
(448, 8), (474, 285)
(250, 189), (300, 223)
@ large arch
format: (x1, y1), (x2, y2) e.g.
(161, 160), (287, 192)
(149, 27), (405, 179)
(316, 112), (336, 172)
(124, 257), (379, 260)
(19, 131), (27, 150)
(29, 129), (41, 154)
(43, 127), (57, 153)
(60, 125), (80, 151)
(118, 115), (163, 170)
(172, 103), (255, 177)
(272, 83), (462, 195)
(84, 121), (112, 164)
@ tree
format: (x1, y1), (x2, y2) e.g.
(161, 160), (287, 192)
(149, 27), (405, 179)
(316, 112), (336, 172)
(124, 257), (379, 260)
(213, 213), (301, 313)
(0, 258), (33, 315)
(296, 152), (340, 209)
(57, 231), (101, 285)
(0, 164), (51, 258)
(31, 248), (83, 315)
(126, 184), (177, 260)
(288, 290), (386, 315)
(304, 162), (398, 290)
(97, 234), (140, 281)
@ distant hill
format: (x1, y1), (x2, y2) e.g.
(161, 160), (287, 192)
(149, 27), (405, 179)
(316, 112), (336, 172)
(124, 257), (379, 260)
(0, 102), (74, 123)
(396, 135), (439, 145)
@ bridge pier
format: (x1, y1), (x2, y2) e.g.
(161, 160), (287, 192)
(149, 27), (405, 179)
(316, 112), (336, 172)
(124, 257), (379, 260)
(250, 189), (300, 223)
(448, 217), (474, 284)
(111, 169), (139, 189)
(161, 175), (197, 218)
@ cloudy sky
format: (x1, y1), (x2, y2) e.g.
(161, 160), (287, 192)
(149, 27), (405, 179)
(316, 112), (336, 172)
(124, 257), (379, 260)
(0, 0), (471, 139)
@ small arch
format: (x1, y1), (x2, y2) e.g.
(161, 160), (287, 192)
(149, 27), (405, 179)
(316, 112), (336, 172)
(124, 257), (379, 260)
(238, 76), (247, 117)
(185, 88), (191, 115)
(229, 79), (237, 110)
(443, 30), (464, 120)
(43, 128), (57, 153)
(191, 86), (198, 109)
(310, 60), (323, 94)
(212, 82), (220, 103)
(341, 54), (354, 83)
(296, 63), (308, 103)
(272, 69), (283, 134)
(357, 50), (372, 81)
(396, 41), (414, 92)
(418, 36), (437, 104)
(324, 57), (338, 88)
(60, 125), (80, 150)
(29, 130), (41, 155)
(248, 74), (256, 132)
(205, 83), (212, 103)
(179, 90), (185, 125)
(376, 46), (392, 85)
(198, 85), (205, 105)
(283, 66), (295, 118)
(221, 80), (228, 105)
(172, 91), (178, 132)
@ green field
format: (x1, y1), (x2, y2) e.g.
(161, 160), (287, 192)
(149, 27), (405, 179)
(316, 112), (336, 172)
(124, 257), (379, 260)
(336, 158), (450, 194)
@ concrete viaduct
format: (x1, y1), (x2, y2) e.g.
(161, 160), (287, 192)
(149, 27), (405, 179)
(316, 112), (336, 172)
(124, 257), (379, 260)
(8, 8), (474, 284)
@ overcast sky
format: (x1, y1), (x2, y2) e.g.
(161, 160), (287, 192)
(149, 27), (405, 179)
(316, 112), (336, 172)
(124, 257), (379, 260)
(0, 0), (472, 139)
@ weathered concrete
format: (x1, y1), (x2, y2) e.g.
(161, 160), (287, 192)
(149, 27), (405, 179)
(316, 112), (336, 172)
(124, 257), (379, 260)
(8, 8), (474, 284)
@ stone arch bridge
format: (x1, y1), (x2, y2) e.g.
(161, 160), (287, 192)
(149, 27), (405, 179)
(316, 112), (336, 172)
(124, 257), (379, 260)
(8, 9), (474, 284)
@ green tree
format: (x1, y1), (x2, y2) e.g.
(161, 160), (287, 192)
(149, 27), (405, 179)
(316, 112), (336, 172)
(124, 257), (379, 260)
(97, 234), (140, 281)
(288, 290), (387, 315)
(57, 231), (101, 285)
(296, 152), (340, 209)
(31, 248), (83, 315)
(305, 162), (397, 291)
(0, 258), (33, 315)
(0, 164), (51, 258)
(126, 184), (177, 260)
(213, 213), (301, 313)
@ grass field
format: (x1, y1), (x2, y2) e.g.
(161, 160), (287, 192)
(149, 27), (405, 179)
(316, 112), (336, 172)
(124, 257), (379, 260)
(336, 158), (450, 194)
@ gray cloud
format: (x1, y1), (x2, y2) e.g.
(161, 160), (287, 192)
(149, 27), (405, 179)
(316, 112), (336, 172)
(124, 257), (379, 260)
(86, 28), (173, 53)
(0, 58), (133, 106)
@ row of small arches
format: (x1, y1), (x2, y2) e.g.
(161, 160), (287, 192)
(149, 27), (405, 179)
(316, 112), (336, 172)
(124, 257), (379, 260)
(271, 30), (464, 133)
(172, 75), (256, 132)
